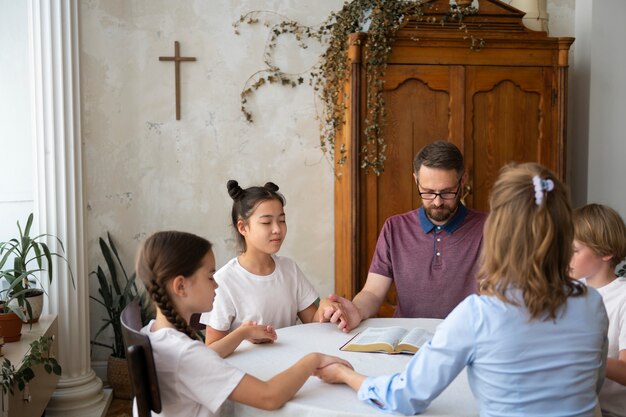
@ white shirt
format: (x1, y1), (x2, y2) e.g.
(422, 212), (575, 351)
(200, 255), (318, 331)
(133, 321), (245, 417)
(591, 277), (626, 417)
(358, 288), (609, 417)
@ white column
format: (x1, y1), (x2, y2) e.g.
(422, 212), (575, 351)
(29, 0), (109, 415)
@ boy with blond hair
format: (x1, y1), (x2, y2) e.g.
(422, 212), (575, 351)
(571, 203), (626, 417)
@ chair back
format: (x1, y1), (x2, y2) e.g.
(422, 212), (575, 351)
(189, 312), (206, 331)
(121, 301), (162, 416)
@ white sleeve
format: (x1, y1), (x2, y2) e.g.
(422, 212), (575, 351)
(618, 299), (626, 352)
(294, 261), (319, 311)
(178, 342), (245, 413)
(200, 279), (236, 331)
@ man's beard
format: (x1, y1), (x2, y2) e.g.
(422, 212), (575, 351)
(425, 201), (458, 223)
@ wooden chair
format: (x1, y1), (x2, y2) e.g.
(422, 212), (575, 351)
(120, 301), (162, 417)
(189, 312), (206, 331)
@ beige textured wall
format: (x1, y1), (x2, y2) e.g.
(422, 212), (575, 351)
(546, 0), (574, 37)
(81, 0), (341, 360)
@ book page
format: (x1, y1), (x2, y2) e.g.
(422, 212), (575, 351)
(352, 326), (407, 346)
(340, 326), (408, 352)
(396, 328), (433, 353)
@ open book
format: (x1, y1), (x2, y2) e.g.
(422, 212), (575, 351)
(340, 326), (433, 354)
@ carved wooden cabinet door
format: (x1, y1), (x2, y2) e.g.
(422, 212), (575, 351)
(464, 66), (557, 211)
(333, 0), (573, 317)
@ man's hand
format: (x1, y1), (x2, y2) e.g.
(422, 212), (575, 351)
(318, 293), (363, 332)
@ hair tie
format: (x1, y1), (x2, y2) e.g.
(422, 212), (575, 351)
(532, 175), (554, 206)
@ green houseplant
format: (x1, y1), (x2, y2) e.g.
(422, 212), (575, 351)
(90, 232), (152, 399)
(0, 213), (74, 336)
(0, 335), (61, 395)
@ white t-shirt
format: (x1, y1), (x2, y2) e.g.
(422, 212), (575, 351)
(200, 255), (319, 331)
(595, 277), (626, 417)
(132, 321), (245, 417)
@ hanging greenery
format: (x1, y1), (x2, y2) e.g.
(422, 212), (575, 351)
(235, 0), (480, 175)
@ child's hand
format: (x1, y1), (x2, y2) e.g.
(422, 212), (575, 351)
(317, 295), (359, 332)
(314, 354), (365, 391)
(240, 321), (277, 344)
(315, 353), (353, 371)
(314, 362), (352, 384)
(317, 298), (344, 323)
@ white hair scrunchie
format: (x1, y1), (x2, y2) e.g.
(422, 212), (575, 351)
(532, 175), (554, 206)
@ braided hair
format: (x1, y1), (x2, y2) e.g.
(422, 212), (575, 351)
(227, 180), (285, 252)
(136, 231), (212, 339)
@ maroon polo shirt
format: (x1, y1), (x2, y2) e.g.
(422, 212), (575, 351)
(369, 204), (487, 319)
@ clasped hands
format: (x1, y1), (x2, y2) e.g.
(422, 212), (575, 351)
(317, 293), (363, 332)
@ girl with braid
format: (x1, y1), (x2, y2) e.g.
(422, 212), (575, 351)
(135, 231), (351, 417)
(315, 163), (609, 416)
(201, 180), (331, 345)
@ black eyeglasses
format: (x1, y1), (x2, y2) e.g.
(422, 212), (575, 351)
(417, 179), (462, 200)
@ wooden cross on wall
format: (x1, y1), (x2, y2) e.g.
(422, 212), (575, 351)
(159, 41), (196, 120)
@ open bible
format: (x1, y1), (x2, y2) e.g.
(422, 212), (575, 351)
(340, 326), (434, 354)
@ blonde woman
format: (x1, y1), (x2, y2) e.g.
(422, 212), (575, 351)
(315, 163), (609, 417)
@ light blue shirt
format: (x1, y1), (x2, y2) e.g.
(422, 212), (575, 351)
(358, 288), (609, 416)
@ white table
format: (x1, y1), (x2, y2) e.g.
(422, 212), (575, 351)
(224, 318), (478, 417)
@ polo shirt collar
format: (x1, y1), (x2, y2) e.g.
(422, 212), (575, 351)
(418, 203), (468, 234)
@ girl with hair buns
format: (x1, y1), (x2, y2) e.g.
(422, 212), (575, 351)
(200, 180), (328, 345)
(570, 203), (626, 417)
(135, 230), (351, 417)
(314, 163), (609, 416)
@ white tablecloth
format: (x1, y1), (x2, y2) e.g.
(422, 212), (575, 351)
(223, 318), (478, 417)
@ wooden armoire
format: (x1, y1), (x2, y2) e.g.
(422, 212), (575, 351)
(333, 0), (573, 316)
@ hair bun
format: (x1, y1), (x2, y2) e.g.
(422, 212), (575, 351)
(227, 180), (244, 200)
(264, 182), (279, 192)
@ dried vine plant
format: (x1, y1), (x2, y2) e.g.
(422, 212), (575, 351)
(235, 0), (480, 175)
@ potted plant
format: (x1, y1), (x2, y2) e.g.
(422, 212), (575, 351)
(0, 335), (62, 395)
(0, 213), (74, 339)
(90, 232), (152, 399)
(0, 276), (28, 342)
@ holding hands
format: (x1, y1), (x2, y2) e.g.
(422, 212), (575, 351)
(318, 294), (363, 332)
(314, 360), (366, 392)
(315, 353), (353, 373)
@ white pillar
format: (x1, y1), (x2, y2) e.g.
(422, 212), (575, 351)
(29, 0), (109, 415)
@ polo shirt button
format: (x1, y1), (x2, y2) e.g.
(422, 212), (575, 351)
(436, 252), (441, 256)
(437, 238), (441, 242)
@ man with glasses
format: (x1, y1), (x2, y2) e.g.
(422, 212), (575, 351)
(321, 141), (487, 330)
